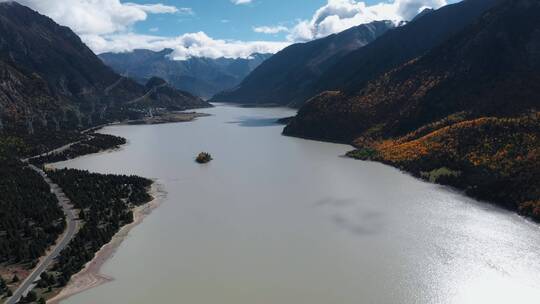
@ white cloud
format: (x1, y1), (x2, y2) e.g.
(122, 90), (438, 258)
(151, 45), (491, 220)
(288, 0), (447, 41)
(176, 7), (194, 15)
(12, 0), (181, 35)
(253, 25), (289, 34)
(84, 32), (290, 59)
(8, 0), (286, 59)
(395, 0), (446, 19)
(124, 3), (180, 14)
(231, 0), (252, 5)
(8, 0), (450, 59)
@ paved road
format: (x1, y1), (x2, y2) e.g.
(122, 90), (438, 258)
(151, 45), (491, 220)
(5, 165), (78, 304)
(21, 141), (84, 163)
(125, 82), (167, 105)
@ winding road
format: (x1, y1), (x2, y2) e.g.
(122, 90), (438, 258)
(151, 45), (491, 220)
(5, 77), (158, 303)
(5, 165), (78, 304)
(21, 140), (84, 163)
(125, 82), (167, 105)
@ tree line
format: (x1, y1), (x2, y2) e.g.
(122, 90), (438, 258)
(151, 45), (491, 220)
(43, 169), (152, 287)
(0, 158), (65, 265)
(348, 114), (540, 221)
(30, 133), (126, 166)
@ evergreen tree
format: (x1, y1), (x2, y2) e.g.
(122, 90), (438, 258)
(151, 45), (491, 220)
(25, 290), (37, 302)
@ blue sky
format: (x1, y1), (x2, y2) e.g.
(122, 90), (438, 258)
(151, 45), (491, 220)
(128, 0), (458, 41)
(15, 0), (459, 58)
(128, 0), (378, 41)
(129, 0), (328, 41)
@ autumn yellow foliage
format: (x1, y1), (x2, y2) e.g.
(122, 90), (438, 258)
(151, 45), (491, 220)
(348, 113), (540, 221)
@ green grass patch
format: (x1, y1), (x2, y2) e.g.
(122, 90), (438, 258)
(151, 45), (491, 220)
(421, 167), (461, 183)
(346, 147), (379, 160)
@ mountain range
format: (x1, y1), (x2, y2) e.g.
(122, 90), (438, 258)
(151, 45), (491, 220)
(0, 0), (538, 221)
(212, 0), (502, 107)
(99, 49), (271, 100)
(2, 1), (539, 302)
(0, 2), (209, 135)
(284, 0), (540, 220)
(211, 20), (395, 107)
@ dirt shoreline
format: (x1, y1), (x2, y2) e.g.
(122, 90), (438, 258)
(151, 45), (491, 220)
(84, 111), (209, 131)
(48, 182), (166, 304)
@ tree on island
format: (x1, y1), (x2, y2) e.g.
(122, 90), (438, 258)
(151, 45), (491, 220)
(196, 152), (213, 164)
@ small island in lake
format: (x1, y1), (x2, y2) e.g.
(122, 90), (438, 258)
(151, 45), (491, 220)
(196, 152), (213, 164)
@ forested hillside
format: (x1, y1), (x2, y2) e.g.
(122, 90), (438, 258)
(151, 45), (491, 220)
(312, 0), (502, 95)
(46, 169), (152, 287)
(285, 0), (540, 221)
(212, 0), (501, 107)
(29, 133), (126, 166)
(0, 2), (209, 136)
(0, 159), (65, 266)
(347, 115), (540, 220)
(0, 4), (189, 298)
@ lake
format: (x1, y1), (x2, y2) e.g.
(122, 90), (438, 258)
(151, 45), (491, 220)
(58, 104), (540, 304)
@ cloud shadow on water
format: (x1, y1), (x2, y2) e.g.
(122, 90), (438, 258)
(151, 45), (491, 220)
(226, 116), (282, 127)
(316, 197), (386, 236)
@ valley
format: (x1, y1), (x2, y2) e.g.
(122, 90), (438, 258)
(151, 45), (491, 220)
(51, 105), (540, 304)
(1, 0), (539, 303)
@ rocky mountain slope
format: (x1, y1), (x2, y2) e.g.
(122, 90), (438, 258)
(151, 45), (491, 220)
(212, 0), (502, 107)
(285, 0), (540, 220)
(211, 21), (395, 107)
(0, 2), (209, 135)
(312, 0), (503, 96)
(285, 0), (539, 141)
(100, 49), (271, 99)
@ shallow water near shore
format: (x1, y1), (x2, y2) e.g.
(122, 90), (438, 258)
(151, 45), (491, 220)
(57, 104), (540, 304)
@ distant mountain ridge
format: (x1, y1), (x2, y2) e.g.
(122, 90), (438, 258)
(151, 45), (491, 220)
(0, 2), (209, 134)
(312, 0), (503, 96)
(211, 20), (395, 107)
(212, 0), (502, 107)
(285, 0), (539, 141)
(99, 49), (271, 99)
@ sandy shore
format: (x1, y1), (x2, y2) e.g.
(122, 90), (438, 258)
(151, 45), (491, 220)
(48, 182), (166, 304)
